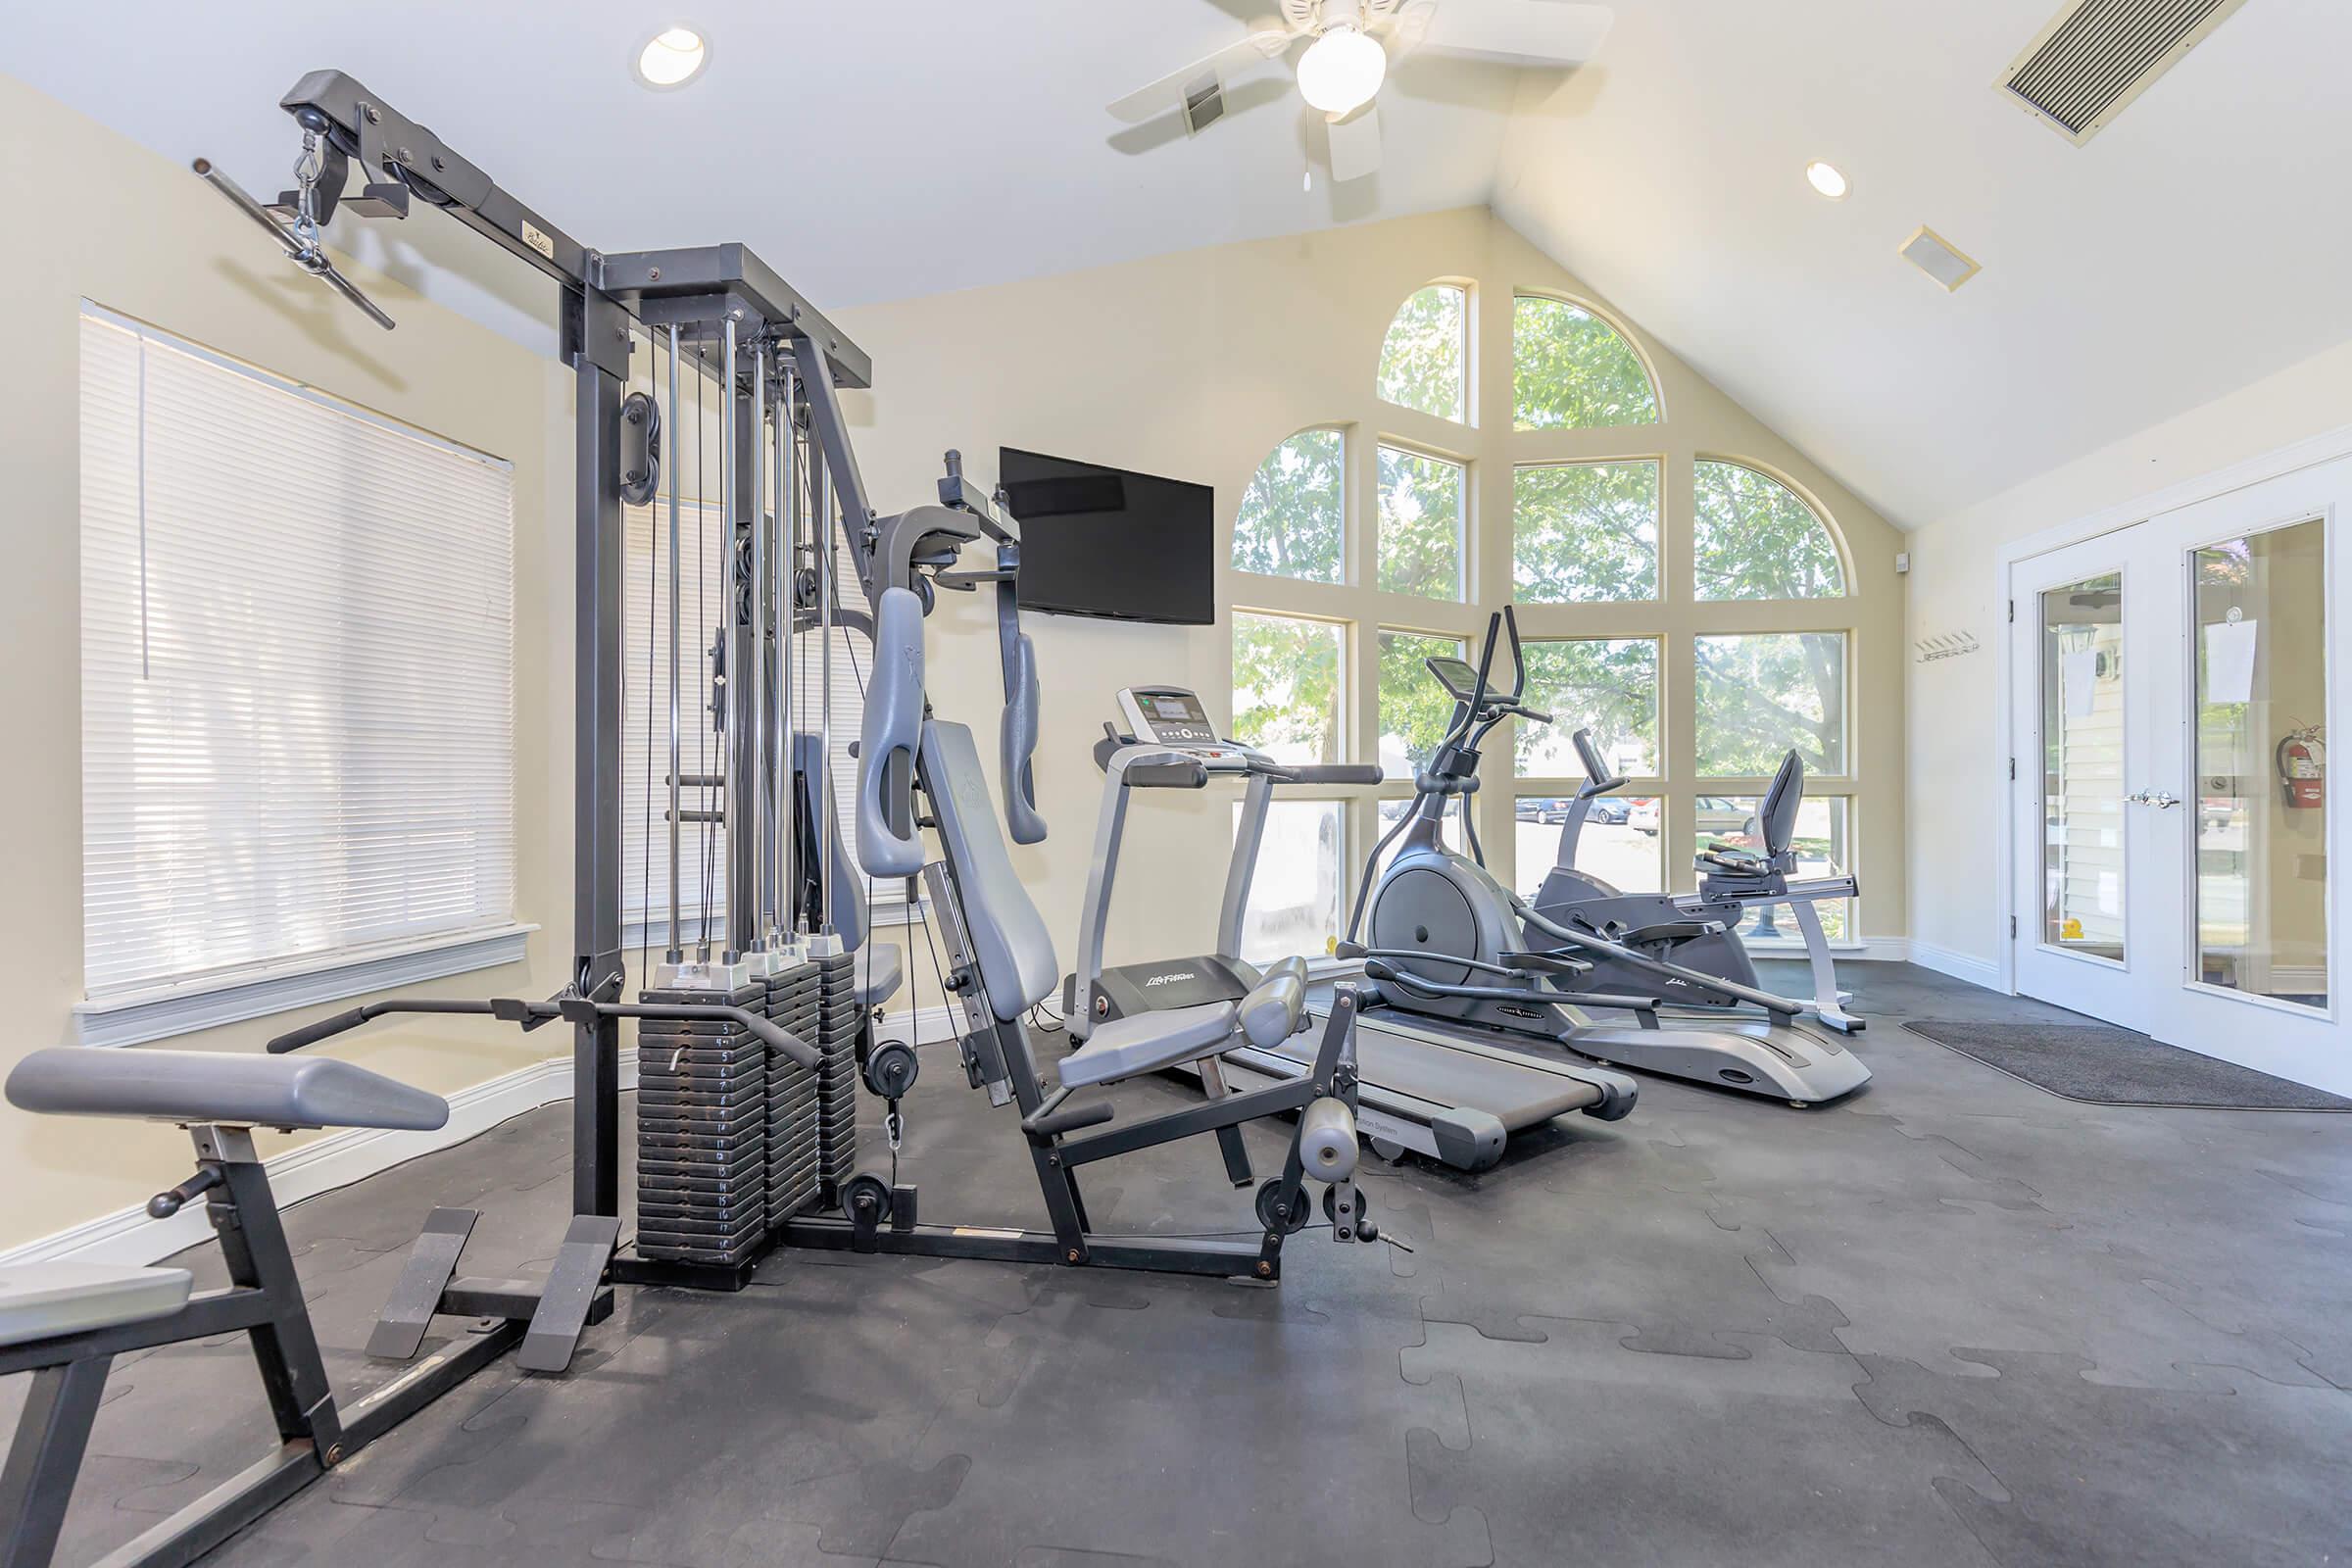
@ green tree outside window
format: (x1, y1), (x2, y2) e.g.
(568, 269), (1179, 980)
(1231, 611), (1344, 764)
(1512, 461), (1658, 604)
(1693, 461), (1844, 600)
(1518, 639), (1660, 776)
(1378, 285), (1466, 423)
(1513, 296), (1657, 430)
(1377, 629), (1467, 774)
(1378, 446), (1464, 601)
(1694, 632), (1846, 776)
(1233, 428), (1344, 583)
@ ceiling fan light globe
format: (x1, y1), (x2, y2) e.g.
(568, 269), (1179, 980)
(1298, 25), (1387, 116)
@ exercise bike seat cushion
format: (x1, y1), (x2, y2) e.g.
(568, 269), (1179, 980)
(1057, 1003), (1238, 1089)
(6, 1049), (451, 1133)
(857, 943), (904, 1010)
(0, 1261), (193, 1348)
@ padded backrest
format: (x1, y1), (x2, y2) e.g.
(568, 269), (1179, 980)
(6, 1049), (449, 1132)
(1757, 749), (1806, 856)
(920, 720), (1059, 1020)
(794, 732), (867, 951)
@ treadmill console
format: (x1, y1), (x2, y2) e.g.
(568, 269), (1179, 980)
(1116, 686), (1221, 749)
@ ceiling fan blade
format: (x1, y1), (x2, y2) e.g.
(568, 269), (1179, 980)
(1413, 0), (1612, 67)
(1106, 29), (1292, 123)
(1326, 100), (1383, 183)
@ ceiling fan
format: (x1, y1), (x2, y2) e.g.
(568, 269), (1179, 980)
(1106, 0), (1613, 183)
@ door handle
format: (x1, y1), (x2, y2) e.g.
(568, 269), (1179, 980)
(2126, 790), (2180, 808)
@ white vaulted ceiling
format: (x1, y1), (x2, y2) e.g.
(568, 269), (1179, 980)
(9, 0), (2350, 525)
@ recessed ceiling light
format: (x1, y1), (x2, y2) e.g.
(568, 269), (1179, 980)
(1805, 160), (1849, 200)
(635, 26), (709, 90)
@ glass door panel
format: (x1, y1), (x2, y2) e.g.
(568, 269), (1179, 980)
(2039, 573), (2129, 963)
(2189, 517), (2328, 1010)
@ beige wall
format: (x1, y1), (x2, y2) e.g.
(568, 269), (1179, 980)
(1904, 336), (2352, 973)
(0, 74), (575, 1250)
(831, 205), (1909, 1031)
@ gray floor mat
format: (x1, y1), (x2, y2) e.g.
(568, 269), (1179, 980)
(14, 964), (2352, 1567)
(1904, 1019), (2352, 1110)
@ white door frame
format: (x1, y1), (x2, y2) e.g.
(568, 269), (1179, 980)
(1992, 419), (2352, 997)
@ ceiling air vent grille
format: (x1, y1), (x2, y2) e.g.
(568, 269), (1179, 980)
(1999, 0), (2250, 144)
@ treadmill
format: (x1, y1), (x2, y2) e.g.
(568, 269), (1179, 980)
(1063, 686), (1637, 1172)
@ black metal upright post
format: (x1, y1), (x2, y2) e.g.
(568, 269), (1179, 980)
(726, 320), (761, 958)
(571, 288), (632, 1221)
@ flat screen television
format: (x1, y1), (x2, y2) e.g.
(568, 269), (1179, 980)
(999, 447), (1213, 625)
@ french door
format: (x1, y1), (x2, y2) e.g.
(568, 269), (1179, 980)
(2009, 458), (2345, 1090)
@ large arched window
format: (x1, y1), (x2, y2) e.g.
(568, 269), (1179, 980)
(1233, 427), (1345, 584)
(1512, 295), (1658, 430)
(1691, 460), (1846, 600)
(1377, 283), (1467, 423)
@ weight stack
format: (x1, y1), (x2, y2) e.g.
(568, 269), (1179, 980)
(813, 946), (861, 1201)
(635, 983), (769, 1266)
(763, 955), (823, 1228)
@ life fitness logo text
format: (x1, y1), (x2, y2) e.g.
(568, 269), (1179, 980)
(1143, 970), (1198, 988)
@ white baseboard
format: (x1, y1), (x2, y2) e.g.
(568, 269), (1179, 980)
(1905, 940), (2004, 991)
(0, 1045), (640, 1270)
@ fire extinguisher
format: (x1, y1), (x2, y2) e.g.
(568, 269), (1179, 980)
(2278, 728), (2325, 810)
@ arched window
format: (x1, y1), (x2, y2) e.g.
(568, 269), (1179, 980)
(1378, 283), (1467, 423)
(1691, 461), (1846, 600)
(1512, 295), (1657, 430)
(1233, 427), (1345, 584)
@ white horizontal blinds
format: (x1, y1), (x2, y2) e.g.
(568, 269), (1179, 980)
(620, 497), (730, 937)
(78, 311), (516, 1000)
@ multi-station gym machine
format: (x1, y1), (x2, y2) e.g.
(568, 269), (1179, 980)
(193, 68), (903, 1343)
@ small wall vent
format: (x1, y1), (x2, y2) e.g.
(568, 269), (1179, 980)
(1999, 0), (2251, 145)
(1181, 74), (1226, 136)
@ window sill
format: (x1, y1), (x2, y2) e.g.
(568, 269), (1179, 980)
(74, 924), (539, 1049)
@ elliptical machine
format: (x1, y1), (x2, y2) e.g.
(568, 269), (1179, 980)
(1340, 609), (1667, 1040)
(1347, 609), (1870, 1106)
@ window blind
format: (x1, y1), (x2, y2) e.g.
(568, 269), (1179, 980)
(78, 309), (517, 1001)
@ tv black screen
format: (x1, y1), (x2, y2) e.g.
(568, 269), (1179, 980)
(1000, 447), (1213, 625)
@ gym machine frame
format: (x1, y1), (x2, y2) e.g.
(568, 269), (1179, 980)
(195, 72), (871, 1324)
(768, 456), (1373, 1279)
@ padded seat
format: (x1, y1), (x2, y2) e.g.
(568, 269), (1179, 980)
(1057, 1003), (1238, 1089)
(6, 1049), (450, 1132)
(0, 1261), (193, 1348)
(857, 943), (904, 1010)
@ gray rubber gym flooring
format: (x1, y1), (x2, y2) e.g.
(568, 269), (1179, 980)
(15, 962), (2352, 1565)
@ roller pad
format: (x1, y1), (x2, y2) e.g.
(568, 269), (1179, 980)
(1238, 972), (1306, 1049)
